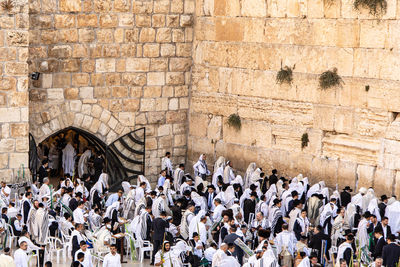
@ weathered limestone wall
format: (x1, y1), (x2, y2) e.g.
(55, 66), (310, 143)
(0, 0), (30, 182)
(28, 0), (194, 179)
(188, 0), (400, 196)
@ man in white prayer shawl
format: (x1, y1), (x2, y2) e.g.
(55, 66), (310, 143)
(223, 161), (235, 184)
(152, 194), (171, 218)
(78, 148), (92, 178)
(356, 213), (370, 249)
(189, 210), (208, 244)
(62, 142), (76, 176)
(194, 154), (211, 180)
(154, 241), (174, 267)
(137, 175), (151, 191)
(244, 162), (256, 188)
(14, 241), (29, 267)
(212, 243), (228, 267)
(212, 156), (225, 187)
(385, 200), (400, 235)
(180, 203), (195, 240)
(173, 164), (185, 192)
(38, 178), (50, 201)
(161, 151), (173, 176)
(351, 187), (367, 212)
(275, 223), (297, 267)
(135, 182), (146, 203)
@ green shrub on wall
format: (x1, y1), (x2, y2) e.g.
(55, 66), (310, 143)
(276, 65), (294, 85)
(301, 133), (309, 149)
(319, 68), (344, 90)
(227, 114), (241, 131)
(354, 0), (387, 16)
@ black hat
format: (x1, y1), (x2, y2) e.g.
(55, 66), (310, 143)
(381, 195), (388, 201)
(273, 198), (281, 205)
(343, 186), (353, 192)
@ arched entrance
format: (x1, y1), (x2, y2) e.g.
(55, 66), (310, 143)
(29, 126), (146, 190)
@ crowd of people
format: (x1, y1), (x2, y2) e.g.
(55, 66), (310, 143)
(0, 152), (399, 267)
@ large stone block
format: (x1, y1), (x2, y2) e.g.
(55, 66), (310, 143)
(59, 0), (81, 12)
(215, 18), (244, 41)
(241, 0), (267, 17)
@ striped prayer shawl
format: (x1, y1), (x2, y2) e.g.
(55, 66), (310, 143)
(271, 207), (283, 236)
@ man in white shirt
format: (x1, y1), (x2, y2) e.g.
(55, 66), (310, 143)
(103, 244), (121, 267)
(14, 241), (29, 267)
(18, 230), (41, 253)
(73, 201), (86, 224)
(179, 178), (193, 195)
(135, 182), (146, 203)
(38, 178), (50, 201)
(75, 240), (92, 267)
(13, 213), (23, 236)
(161, 152), (173, 176)
(212, 198), (226, 222)
(0, 181), (11, 204)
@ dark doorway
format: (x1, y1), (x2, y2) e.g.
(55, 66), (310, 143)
(29, 127), (145, 191)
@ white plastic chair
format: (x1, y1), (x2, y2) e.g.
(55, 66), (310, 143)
(47, 236), (64, 263)
(60, 231), (72, 259)
(6, 223), (17, 248)
(137, 239), (153, 262)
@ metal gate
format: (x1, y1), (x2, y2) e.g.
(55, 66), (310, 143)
(28, 127), (145, 190)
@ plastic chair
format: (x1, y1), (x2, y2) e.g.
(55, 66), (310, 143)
(47, 236), (64, 263)
(5, 223), (17, 248)
(137, 239), (153, 262)
(60, 231), (72, 259)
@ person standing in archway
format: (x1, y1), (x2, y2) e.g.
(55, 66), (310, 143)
(93, 151), (104, 180)
(62, 142), (76, 177)
(78, 148), (92, 178)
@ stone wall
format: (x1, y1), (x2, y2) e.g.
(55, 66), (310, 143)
(188, 0), (400, 196)
(0, 0), (30, 182)
(28, 0), (194, 179)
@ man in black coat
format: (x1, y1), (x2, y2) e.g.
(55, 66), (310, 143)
(340, 186), (352, 208)
(69, 192), (82, 212)
(243, 192), (257, 224)
(382, 235), (400, 267)
(373, 230), (386, 259)
(375, 217), (392, 241)
(38, 159), (49, 184)
(151, 211), (169, 265)
(309, 225), (331, 263)
(269, 169), (278, 187)
(223, 225), (244, 264)
(22, 192), (32, 224)
(378, 195), (388, 220)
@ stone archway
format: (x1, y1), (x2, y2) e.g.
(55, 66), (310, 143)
(30, 100), (132, 145)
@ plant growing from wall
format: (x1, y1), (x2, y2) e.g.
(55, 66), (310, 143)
(276, 61), (295, 85)
(353, 0), (387, 16)
(1, 0), (14, 12)
(301, 133), (309, 149)
(227, 113), (241, 131)
(319, 68), (344, 89)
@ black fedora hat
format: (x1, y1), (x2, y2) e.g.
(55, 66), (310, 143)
(343, 186), (353, 192)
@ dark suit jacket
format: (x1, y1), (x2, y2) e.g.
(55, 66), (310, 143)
(23, 200), (30, 224)
(38, 165), (47, 183)
(224, 233), (244, 263)
(382, 243), (400, 267)
(378, 203), (386, 219)
(243, 199), (255, 223)
(69, 198), (78, 211)
(373, 236), (386, 259)
(375, 224), (392, 240)
(204, 192), (216, 209)
(152, 218), (169, 241)
(340, 191), (351, 208)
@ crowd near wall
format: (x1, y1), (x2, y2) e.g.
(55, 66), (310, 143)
(1, 0), (400, 193)
(188, 0), (400, 196)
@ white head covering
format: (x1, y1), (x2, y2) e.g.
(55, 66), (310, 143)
(359, 187), (367, 195)
(244, 162), (257, 188)
(188, 210), (207, 240)
(231, 175), (243, 186)
(224, 185), (236, 208)
(105, 201), (120, 218)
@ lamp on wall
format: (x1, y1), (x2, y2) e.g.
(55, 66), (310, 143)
(29, 72), (40, 80)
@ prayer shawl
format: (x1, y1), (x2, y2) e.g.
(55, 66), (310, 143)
(191, 191), (207, 210)
(319, 203), (337, 232)
(212, 156), (226, 187)
(362, 188), (375, 211)
(332, 215), (349, 247)
(180, 209), (194, 240)
(288, 208), (301, 232)
(385, 201), (400, 233)
(152, 196), (168, 218)
(336, 242), (352, 266)
(298, 257), (310, 267)
(193, 154), (210, 176)
(275, 230), (297, 256)
(240, 188), (252, 209)
(306, 181), (325, 199)
(173, 168), (185, 191)
(121, 182), (131, 194)
(122, 197), (135, 219)
(32, 208), (49, 245)
(39, 184), (50, 201)
(344, 203), (357, 229)
(266, 184), (278, 205)
(154, 249), (173, 267)
(224, 185), (236, 208)
(62, 143), (76, 176)
(189, 210), (207, 242)
(223, 165), (235, 184)
(295, 216), (310, 235)
(244, 162), (256, 188)
(134, 198), (146, 217)
(161, 156), (173, 174)
(256, 200), (269, 218)
(219, 256), (241, 267)
(270, 206), (283, 236)
(105, 201), (120, 219)
(89, 173), (108, 204)
(78, 149), (91, 178)
(137, 209), (150, 240)
(276, 180), (284, 197)
(367, 198), (381, 221)
(307, 196), (322, 225)
(137, 175), (151, 191)
(356, 218), (369, 249)
(257, 247), (279, 267)
(212, 249), (228, 267)
(290, 178), (304, 198)
(231, 175), (243, 187)
(250, 168), (262, 187)
(351, 193), (364, 211)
